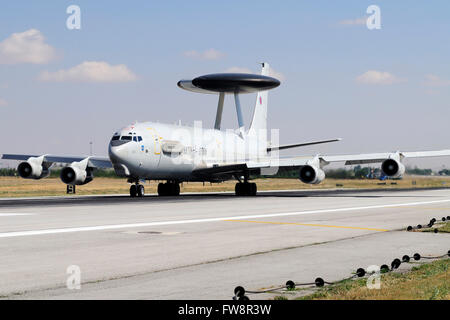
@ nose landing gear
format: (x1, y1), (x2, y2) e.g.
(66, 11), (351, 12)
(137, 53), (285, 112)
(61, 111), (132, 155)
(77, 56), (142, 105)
(157, 182), (180, 196)
(130, 184), (145, 197)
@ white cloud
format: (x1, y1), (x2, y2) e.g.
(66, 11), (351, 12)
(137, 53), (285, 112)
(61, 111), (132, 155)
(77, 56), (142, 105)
(225, 66), (285, 81)
(183, 48), (225, 60)
(424, 74), (450, 87)
(38, 61), (137, 83)
(0, 29), (56, 64)
(0, 98), (7, 107)
(339, 17), (367, 26)
(356, 70), (401, 85)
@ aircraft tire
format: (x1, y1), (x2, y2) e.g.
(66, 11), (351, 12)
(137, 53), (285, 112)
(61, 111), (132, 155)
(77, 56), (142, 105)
(250, 183), (257, 196)
(158, 182), (180, 196)
(137, 184), (145, 197)
(130, 184), (137, 197)
(235, 183), (243, 196)
(172, 183), (180, 196)
(157, 183), (167, 196)
(235, 182), (257, 196)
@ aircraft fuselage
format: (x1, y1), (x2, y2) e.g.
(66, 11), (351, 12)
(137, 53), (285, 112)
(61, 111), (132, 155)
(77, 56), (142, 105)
(108, 121), (267, 181)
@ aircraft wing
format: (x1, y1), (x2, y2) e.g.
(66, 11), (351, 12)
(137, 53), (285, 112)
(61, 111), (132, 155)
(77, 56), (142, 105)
(267, 138), (341, 152)
(192, 149), (450, 178)
(322, 149), (450, 165)
(273, 149), (450, 167)
(1, 154), (112, 168)
(191, 158), (311, 179)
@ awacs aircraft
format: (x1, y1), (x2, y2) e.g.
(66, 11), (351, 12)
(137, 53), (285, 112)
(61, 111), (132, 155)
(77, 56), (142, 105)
(2, 63), (450, 197)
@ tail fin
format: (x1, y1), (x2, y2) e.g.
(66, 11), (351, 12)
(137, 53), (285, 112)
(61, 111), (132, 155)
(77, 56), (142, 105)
(248, 63), (270, 154)
(248, 62), (270, 134)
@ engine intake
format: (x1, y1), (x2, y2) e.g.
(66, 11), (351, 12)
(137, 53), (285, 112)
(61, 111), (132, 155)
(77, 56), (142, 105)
(17, 161), (49, 179)
(299, 165), (325, 184)
(60, 166), (93, 185)
(381, 159), (405, 178)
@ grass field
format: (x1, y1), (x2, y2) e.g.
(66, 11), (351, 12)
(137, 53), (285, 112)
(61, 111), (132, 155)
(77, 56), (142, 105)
(439, 222), (450, 233)
(294, 259), (450, 300)
(0, 175), (449, 198)
(420, 221), (450, 233)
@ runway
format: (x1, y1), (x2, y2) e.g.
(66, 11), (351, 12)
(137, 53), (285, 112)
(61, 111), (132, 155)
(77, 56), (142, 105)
(0, 188), (449, 299)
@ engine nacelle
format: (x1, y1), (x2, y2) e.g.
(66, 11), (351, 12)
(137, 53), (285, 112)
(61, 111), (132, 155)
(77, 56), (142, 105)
(299, 165), (325, 184)
(60, 166), (93, 185)
(17, 161), (50, 179)
(381, 159), (405, 178)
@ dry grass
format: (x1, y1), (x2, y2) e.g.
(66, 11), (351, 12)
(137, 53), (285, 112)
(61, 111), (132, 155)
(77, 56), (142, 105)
(440, 222), (450, 233)
(298, 259), (450, 300)
(420, 221), (450, 233)
(0, 175), (449, 198)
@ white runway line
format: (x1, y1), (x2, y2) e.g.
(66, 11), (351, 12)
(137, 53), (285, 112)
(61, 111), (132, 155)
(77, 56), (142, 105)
(0, 198), (449, 239)
(0, 213), (34, 217)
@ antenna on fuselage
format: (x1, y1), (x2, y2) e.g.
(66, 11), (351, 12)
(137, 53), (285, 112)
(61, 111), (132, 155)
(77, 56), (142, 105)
(177, 64), (280, 133)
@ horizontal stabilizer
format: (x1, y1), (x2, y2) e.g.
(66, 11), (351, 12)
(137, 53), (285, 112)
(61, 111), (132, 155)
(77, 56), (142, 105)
(267, 138), (342, 152)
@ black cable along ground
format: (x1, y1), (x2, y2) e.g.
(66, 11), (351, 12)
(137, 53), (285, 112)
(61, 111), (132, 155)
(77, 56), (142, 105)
(406, 215), (450, 233)
(232, 249), (450, 300)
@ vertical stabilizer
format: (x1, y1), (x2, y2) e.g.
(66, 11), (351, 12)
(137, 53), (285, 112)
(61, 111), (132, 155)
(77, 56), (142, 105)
(248, 63), (270, 154)
(249, 63), (269, 133)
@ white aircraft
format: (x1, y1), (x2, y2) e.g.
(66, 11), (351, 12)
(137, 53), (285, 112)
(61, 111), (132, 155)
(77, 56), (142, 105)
(2, 63), (450, 197)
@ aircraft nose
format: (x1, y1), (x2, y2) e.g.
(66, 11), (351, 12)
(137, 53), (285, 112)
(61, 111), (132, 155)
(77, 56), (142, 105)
(108, 142), (129, 163)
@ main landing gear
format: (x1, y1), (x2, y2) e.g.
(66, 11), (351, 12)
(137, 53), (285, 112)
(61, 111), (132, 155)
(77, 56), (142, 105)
(157, 182), (180, 196)
(235, 182), (257, 196)
(130, 183), (145, 197)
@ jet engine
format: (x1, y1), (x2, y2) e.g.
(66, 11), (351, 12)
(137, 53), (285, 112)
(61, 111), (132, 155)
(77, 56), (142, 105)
(17, 161), (50, 179)
(381, 159), (405, 178)
(60, 165), (93, 185)
(299, 165), (325, 184)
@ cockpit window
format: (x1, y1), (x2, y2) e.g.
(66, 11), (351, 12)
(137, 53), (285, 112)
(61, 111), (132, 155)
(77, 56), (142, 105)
(133, 136), (137, 142)
(120, 136), (132, 141)
(111, 136), (120, 141)
(138, 136), (143, 142)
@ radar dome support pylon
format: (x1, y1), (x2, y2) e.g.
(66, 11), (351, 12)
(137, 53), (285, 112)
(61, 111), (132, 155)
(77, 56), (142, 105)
(214, 92), (225, 130)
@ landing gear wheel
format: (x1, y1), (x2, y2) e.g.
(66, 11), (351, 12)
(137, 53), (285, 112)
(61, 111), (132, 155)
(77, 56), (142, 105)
(158, 182), (180, 196)
(235, 183), (243, 196)
(235, 182), (257, 196)
(171, 183), (180, 196)
(249, 182), (257, 196)
(158, 183), (166, 196)
(130, 184), (137, 197)
(137, 184), (145, 197)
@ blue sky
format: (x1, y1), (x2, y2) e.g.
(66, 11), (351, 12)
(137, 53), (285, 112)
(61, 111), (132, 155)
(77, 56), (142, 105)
(0, 1), (449, 168)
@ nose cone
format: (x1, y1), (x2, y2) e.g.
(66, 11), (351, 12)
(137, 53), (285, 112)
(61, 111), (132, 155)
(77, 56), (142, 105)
(108, 142), (129, 164)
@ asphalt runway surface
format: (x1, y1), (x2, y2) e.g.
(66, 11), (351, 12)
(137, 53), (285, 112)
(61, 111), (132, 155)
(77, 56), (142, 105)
(0, 188), (449, 299)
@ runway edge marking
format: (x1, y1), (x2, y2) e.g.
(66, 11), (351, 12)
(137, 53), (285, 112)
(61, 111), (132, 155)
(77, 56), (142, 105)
(0, 198), (450, 239)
